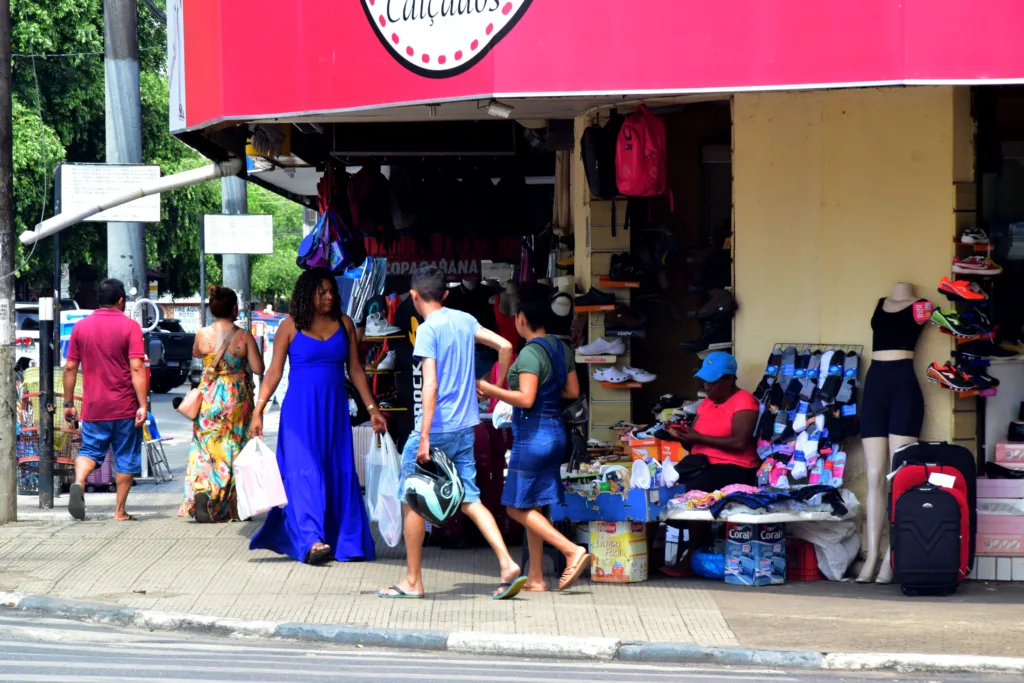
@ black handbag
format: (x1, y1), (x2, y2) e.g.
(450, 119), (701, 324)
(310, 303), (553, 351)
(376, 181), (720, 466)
(674, 453), (710, 482)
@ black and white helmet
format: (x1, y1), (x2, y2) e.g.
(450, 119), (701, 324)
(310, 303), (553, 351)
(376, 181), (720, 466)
(403, 448), (465, 526)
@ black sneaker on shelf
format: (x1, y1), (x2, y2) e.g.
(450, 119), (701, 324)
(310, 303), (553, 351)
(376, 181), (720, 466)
(1007, 421), (1024, 444)
(959, 339), (1020, 359)
(575, 288), (616, 307)
(688, 288), (737, 320)
(377, 392), (401, 410)
(679, 320), (731, 353)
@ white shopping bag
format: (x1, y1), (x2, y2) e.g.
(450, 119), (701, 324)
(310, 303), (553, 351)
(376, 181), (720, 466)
(492, 400), (514, 429)
(235, 438), (288, 520)
(363, 433), (385, 522)
(375, 432), (403, 547)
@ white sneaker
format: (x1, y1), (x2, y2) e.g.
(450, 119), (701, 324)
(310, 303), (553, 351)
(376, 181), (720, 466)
(376, 350), (396, 371)
(593, 367), (630, 383)
(366, 313), (401, 337)
(623, 366), (657, 383)
(960, 226), (989, 245)
(578, 337), (626, 355)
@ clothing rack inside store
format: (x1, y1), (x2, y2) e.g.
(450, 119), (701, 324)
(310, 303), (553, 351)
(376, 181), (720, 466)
(770, 343), (864, 356)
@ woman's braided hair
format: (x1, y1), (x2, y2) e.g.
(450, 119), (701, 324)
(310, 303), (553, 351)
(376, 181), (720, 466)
(290, 268), (342, 331)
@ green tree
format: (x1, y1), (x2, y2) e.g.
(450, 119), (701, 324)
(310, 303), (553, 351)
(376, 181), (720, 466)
(10, 0), (222, 297)
(249, 184), (304, 305)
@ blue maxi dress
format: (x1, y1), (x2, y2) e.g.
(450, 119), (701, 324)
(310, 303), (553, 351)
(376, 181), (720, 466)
(249, 329), (375, 563)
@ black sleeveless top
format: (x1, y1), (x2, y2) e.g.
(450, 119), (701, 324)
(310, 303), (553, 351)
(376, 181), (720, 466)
(871, 298), (927, 352)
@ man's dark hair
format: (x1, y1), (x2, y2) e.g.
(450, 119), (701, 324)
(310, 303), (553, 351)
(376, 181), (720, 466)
(516, 283), (552, 331)
(290, 268), (342, 331)
(410, 265), (446, 303)
(98, 279), (127, 308)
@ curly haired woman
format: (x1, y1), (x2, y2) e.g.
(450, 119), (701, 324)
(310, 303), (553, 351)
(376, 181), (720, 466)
(249, 269), (387, 564)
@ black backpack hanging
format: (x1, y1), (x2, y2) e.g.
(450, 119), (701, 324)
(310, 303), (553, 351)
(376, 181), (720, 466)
(581, 110), (624, 200)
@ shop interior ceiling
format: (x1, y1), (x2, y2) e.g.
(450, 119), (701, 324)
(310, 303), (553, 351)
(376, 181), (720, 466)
(232, 93), (729, 204)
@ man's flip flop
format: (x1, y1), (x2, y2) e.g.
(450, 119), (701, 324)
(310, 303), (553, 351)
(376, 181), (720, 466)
(377, 585), (424, 599)
(559, 554), (592, 591)
(68, 483), (85, 521)
(492, 576), (528, 600)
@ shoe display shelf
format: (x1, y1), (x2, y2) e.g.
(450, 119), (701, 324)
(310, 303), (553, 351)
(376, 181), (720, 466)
(600, 380), (643, 390)
(365, 369), (401, 375)
(364, 334), (405, 340)
(576, 353), (618, 365)
(597, 275), (641, 289)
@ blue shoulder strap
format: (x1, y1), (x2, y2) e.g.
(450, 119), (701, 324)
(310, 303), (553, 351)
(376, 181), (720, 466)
(528, 336), (568, 387)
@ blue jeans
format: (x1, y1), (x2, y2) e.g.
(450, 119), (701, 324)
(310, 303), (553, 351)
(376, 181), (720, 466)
(79, 419), (142, 476)
(399, 427), (481, 504)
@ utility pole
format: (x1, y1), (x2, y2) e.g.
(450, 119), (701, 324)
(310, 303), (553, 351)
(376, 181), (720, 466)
(221, 177), (250, 330)
(0, 0), (17, 524)
(104, 0), (147, 296)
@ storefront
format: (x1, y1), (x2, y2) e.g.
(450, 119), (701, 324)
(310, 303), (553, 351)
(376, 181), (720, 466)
(172, 0), (1024, 582)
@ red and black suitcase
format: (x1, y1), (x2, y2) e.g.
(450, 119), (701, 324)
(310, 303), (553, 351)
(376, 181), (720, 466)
(892, 441), (977, 567)
(890, 464), (970, 595)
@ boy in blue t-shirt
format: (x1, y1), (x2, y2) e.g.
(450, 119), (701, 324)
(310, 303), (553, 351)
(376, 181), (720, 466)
(380, 266), (524, 600)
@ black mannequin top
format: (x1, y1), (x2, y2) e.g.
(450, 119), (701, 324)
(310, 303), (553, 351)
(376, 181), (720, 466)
(870, 297), (929, 352)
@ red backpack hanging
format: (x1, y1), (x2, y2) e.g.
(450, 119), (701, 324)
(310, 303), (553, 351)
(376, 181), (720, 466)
(615, 104), (667, 197)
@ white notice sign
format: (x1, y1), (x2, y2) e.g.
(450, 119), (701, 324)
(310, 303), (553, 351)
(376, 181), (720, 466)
(204, 214), (275, 255)
(0, 299), (10, 343)
(59, 164), (162, 223)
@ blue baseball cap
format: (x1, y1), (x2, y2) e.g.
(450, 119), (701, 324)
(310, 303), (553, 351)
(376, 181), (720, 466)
(694, 351), (739, 382)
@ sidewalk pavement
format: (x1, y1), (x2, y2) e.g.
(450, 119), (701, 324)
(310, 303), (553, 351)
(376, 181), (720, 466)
(2, 497), (1024, 661)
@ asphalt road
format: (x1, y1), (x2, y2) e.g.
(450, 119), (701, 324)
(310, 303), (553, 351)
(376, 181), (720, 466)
(0, 612), (1017, 683)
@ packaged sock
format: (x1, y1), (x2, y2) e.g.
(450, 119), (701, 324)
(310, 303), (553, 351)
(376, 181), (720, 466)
(772, 404), (789, 441)
(791, 434), (809, 480)
(808, 458), (823, 486)
(754, 351), (782, 402)
(831, 451), (847, 487)
(780, 346), (797, 382)
(757, 459), (774, 487)
(818, 350), (846, 403)
(792, 404), (809, 433)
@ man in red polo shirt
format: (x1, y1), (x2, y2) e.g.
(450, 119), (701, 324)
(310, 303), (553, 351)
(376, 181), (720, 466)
(63, 279), (148, 521)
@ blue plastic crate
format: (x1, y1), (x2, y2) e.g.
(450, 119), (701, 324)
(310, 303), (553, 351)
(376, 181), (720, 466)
(550, 485), (686, 523)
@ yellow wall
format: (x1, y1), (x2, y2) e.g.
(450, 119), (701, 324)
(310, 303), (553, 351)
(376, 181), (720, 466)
(733, 86), (965, 498)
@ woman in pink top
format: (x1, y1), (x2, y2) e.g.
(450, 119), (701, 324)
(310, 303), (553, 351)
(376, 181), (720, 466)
(662, 351), (759, 576)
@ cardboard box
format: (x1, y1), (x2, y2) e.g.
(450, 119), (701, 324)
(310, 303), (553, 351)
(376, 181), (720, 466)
(725, 523), (786, 586)
(994, 442), (1024, 464)
(629, 439), (685, 463)
(977, 533), (1024, 556)
(978, 498), (1024, 516)
(978, 479), (1024, 499)
(978, 514), (1024, 534)
(590, 521), (648, 583)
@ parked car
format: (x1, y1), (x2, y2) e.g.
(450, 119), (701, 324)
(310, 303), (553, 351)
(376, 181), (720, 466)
(149, 318), (195, 394)
(15, 300), (80, 368)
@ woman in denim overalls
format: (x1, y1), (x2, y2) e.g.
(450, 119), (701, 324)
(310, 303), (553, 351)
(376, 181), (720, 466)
(477, 284), (591, 591)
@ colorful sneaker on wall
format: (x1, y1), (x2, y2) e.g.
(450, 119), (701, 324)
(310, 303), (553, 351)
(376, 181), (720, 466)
(931, 310), (976, 338)
(926, 362), (976, 391)
(953, 256), (1003, 276)
(938, 276), (988, 302)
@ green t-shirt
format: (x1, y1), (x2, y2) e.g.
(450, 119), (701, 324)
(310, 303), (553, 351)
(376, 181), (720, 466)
(508, 337), (576, 390)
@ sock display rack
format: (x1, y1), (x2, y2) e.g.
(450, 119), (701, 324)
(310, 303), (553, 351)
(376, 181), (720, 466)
(753, 342), (864, 490)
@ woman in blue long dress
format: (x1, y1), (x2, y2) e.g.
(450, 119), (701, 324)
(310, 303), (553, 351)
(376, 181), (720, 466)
(249, 268), (387, 564)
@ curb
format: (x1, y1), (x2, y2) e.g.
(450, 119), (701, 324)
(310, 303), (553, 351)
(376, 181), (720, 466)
(3, 591), (1023, 674)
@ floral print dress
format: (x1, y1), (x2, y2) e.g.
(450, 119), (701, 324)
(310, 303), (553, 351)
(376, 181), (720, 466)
(179, 343), (254, 522)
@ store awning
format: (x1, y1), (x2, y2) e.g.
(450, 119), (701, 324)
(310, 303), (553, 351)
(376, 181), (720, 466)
(171, 0), (1024, 133)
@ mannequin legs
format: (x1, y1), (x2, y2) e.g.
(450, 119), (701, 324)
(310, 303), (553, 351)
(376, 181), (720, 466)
(856, 434), (918, 583)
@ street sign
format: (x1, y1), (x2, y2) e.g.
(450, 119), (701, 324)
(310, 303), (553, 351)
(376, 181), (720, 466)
(203, 214), (274, 255)
(57, 163), (162, 223)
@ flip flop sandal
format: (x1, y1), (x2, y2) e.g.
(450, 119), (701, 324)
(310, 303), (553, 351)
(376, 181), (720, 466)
(194, 492), (213, 524)
(304, 545), (332, 565)
(115, 515), (139, 521)
(377, 585), (424, 599)
(68, 483), (85, 521)
(559, 554), (592, 591)
(492, 576), (528, 600)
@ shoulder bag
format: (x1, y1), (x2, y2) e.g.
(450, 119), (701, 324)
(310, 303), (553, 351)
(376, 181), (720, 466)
(176, 328), (238, 420)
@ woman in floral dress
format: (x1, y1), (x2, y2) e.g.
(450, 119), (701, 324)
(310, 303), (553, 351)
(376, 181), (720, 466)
(179, 286), (265, 523)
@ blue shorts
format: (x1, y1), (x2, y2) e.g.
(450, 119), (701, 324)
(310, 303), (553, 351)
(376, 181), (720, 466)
(399, 426), (481, 505)
(80, 419), (142, 476)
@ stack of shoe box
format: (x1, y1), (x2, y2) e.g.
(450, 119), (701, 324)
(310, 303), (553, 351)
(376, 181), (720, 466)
(974, 443), (1024, 581)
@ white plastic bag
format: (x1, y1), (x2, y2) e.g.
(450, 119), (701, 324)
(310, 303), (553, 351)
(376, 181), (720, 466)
(363, 434), (385, 522)
(492, 400), (514, 429)
(235, 438), (288, 520)
(375, 432), (404, 547)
